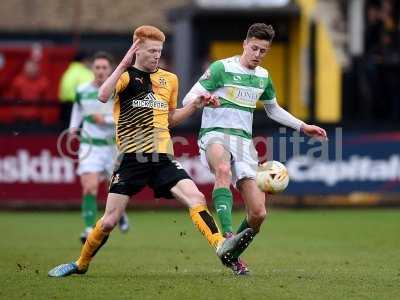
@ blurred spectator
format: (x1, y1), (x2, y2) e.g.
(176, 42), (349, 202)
(370, 33), (400, 119)
(361, 0), (400, 120)
(381, 0), (397, 33)
(7, 59), (51, 121)
(365, 3), (384, 52)
(59, 51), (94, 126)
(8, 59), (50, 101)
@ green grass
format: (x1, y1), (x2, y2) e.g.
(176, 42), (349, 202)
(1, 209), (399, 299)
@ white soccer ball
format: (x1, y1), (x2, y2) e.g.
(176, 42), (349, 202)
(256, 160), (289, 194)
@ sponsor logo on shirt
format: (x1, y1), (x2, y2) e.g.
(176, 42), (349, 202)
(236, 89), (259, 102)
(131, 93), (168, 110)
(226, 87), (260, 107)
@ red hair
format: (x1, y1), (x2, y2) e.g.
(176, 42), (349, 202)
(133, 25), (165, 42)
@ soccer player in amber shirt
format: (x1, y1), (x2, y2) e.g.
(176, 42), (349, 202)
(48, 25), (255, 278)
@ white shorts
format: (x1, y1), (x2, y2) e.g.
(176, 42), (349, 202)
(198, 132), (259, 187)
(77, 144), (118, 178)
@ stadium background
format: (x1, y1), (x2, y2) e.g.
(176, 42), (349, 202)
(1, 0), (399, 208)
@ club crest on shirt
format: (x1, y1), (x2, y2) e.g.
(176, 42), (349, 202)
(259, 79), (264, 89)
(159, 77), (167, 87)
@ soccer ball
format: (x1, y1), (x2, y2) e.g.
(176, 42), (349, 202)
(256, 160), (289, 194)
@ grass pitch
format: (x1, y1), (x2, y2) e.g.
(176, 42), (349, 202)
(1, 209), (399, 299)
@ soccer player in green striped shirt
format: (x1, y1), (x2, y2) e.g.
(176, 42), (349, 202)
(183, 23), (327, 275)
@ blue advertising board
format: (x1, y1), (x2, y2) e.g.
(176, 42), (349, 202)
(263, 129), (400, 195)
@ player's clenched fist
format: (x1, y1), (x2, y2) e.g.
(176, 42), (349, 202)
(119, 39), (141, 69)
(196, 94), (220, 108)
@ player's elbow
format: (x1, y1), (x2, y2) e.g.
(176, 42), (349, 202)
(168, 116), (176, 128)
(98, 87), (110, 103)
(168, 110), (181, 128)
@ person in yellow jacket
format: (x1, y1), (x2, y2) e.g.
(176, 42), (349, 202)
(59, 51), (94, 125)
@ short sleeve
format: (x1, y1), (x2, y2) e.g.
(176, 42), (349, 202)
(260, 77), (276, 103)
(115, 72), (130, 94)
(169, 74), (179, 109)
(198, 61), (224, 91)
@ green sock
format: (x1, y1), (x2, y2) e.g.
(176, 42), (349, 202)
(82, 194), (97, 228)
(236, 218), (250, 234)
(212, 187), (233, 234)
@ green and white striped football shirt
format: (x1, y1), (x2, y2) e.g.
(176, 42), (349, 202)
(189, 56), (276, 139)
(71, 82), (115, 145)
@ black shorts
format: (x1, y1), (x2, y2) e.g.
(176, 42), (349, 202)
(109, 153), (191, 198)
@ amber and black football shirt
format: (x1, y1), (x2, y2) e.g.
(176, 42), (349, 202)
(113, 67), (178, 155)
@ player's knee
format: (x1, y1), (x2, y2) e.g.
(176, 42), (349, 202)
(101, 216), (118, 232)
(83, 185), (97, 196)
(249, 207), (266, 225)
(83, 186), (97, 196)
(215, 163), (231, 183)
(189, 191), (207, 207)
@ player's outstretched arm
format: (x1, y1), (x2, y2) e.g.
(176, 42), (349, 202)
(68, 102), (83, 134)
(264, 101), (327, 141)
(98, 40), (140, 102)
(169, 94), (219, 128)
